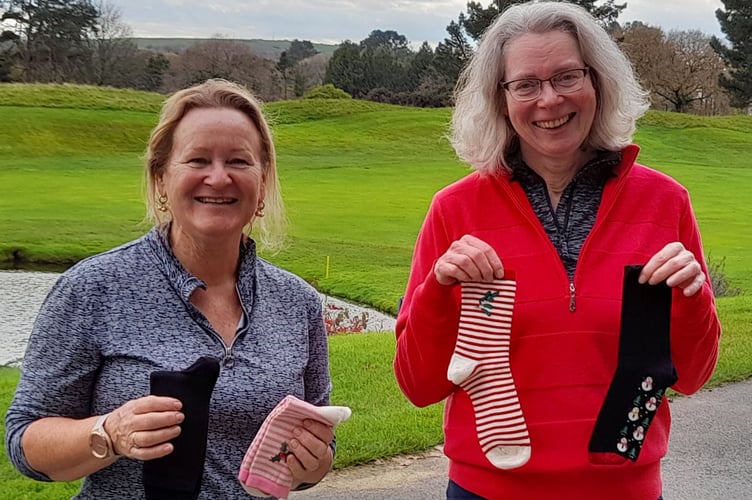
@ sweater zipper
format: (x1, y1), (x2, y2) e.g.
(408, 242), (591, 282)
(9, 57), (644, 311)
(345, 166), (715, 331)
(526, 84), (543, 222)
(569, 282), (576, 312)
(568, 154), (634, 313)
(222, 283), (251, 369)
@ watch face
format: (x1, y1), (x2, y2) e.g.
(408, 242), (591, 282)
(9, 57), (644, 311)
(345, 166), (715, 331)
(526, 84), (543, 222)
(91, 433), (110, 458)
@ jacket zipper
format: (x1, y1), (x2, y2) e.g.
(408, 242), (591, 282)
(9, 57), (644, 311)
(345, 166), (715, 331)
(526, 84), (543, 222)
(501, 148), (637, 314)
(569, 282), (576, 312)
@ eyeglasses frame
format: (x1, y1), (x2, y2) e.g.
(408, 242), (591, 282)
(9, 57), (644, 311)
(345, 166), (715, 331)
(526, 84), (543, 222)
(501, 67), (591, 102)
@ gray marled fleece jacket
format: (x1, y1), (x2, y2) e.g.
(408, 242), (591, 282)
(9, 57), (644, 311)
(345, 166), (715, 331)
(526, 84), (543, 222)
(5, 226), (331, 499)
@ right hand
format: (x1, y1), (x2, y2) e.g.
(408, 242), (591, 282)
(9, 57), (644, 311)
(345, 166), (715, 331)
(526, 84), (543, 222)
(106, 396), (184, 460)
(434, 234), (504, 286)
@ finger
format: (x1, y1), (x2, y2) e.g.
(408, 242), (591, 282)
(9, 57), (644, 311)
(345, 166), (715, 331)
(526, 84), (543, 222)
(664, 260), (702, 289)
(130, 425), (182, 450)
(435, 236), (503, 284)
(640, 242), (684, 283)
(643, 249), (694, 285)
(301, 419), (335, 443)
(288, 438), (318, 471)
(679, 272), (706, 297)
(434, 256), (475, 286)
(122, 395), (183, 415)
(109, 399), (184, 456)
(461, 235), (504, 281)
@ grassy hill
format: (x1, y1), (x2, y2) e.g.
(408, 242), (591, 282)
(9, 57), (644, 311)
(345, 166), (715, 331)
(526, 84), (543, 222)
(132, 37), (339, 60)
(0, 83), (750, 498)
(1, 83), (750, 312)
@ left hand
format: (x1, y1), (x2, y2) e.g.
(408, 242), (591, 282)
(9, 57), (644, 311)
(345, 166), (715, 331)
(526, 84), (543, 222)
(286, 419), (335, 488)
(639, 242), (706, 297)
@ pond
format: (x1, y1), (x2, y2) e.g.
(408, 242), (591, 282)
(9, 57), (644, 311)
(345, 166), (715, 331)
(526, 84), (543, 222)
(0, 270), (396, 368)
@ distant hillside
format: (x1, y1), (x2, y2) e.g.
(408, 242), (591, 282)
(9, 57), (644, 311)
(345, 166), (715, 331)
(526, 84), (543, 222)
(131, 38), (339, 61)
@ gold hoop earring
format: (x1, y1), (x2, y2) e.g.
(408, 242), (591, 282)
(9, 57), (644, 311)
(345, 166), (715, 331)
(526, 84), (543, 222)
(255, 200), (265, 218)
(157, 193), (168, 212)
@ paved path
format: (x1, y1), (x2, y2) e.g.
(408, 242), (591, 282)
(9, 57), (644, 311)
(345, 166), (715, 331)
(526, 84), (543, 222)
(292, 379), (752, 499)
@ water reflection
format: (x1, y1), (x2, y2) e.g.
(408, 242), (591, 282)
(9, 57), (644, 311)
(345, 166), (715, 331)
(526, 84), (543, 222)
(0, 271), (60, 366)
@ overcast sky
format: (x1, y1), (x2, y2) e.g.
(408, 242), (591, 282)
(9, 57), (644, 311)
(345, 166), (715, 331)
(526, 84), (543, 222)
(118, 0), (726, 45)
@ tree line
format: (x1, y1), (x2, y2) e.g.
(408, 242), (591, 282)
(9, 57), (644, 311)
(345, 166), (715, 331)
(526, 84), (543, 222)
(1, 0), (750, 114)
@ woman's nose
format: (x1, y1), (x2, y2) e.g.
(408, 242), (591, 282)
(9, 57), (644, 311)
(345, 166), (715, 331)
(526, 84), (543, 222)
(204, 161), (232, 185)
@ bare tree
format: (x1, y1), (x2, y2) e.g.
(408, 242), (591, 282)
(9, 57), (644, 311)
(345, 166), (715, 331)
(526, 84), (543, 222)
(620, 24), (729, 114)
(164, 39), (280, 101)
(294, 52), (329, 97)
(89, 0), (138, 86)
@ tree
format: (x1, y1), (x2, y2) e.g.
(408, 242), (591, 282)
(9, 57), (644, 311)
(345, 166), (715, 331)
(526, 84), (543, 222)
(433, 20), (472, 87)
(620, 24), (728, 114)
(711, 0), (752, 109)
(277, 39), (318, 99)
(138, 52), (169, 92)
(164, 39), (278, 100)
(459, 0), (625, 42)
(1, 0), (99, 82)
(324, 31), (414, 100)
(89, 0), (138, 87)
(324, 40), (364, 97)
(285, 39), (317, 64)
(434, 0), (627, 88)
(293, 52), (328, 97)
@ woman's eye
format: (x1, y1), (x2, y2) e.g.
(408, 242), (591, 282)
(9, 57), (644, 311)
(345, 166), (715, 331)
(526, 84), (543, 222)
(187, 158), (208, 166)
(228, 159), (252, 168)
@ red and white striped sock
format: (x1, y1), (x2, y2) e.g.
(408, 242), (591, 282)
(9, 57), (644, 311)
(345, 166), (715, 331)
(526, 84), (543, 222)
(238, 395), (351, 498)
(447, 276), (531, 469)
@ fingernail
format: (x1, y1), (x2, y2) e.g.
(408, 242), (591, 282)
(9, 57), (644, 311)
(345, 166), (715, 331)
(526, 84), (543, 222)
(304, 419), (313, 427)
(293, 428), (302, 437)
(289, 439), (299, 449)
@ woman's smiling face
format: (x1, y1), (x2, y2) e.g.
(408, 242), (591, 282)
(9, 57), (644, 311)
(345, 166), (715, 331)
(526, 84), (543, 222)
(502, 30), (597, 168)
(158, 106), (265, 244)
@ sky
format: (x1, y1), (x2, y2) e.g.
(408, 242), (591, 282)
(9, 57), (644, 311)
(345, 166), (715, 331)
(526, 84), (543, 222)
(118, 0), (726, 46)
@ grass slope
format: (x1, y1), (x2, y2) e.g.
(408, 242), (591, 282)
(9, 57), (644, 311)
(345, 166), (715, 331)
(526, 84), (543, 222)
(0, 83), (750, 496)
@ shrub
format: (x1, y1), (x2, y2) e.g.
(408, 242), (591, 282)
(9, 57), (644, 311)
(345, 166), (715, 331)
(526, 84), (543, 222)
(707, 254), (742, 297)
(323, 300), (369, 335)
(304, 84), (352, 100)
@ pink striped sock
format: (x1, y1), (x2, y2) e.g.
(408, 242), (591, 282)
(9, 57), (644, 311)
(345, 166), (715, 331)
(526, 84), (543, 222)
(447, 277), (531, 469)
(238, 395), (351, 498)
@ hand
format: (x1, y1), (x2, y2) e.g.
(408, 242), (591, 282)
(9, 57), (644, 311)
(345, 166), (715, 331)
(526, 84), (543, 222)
(434, 234), (504, 286)
(106, 396), (184, 460)
(639, 242), (706, 297)
(287, 419), (335, 488)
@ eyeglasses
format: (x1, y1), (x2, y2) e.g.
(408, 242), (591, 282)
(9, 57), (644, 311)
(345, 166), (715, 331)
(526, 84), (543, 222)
(501, 67), (590, 102)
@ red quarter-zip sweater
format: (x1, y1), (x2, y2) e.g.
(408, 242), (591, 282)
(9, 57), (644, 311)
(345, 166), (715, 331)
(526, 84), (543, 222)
(394, 145), (721, 499)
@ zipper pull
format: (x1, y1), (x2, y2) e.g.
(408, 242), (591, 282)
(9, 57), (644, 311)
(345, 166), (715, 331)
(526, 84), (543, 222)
(569, 282), (576, 312)
(223, 348), (235, 368)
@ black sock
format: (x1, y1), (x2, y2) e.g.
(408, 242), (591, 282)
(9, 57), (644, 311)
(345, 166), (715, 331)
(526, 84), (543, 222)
(588, 265), (678, 464)
(143, 356), (221, 499)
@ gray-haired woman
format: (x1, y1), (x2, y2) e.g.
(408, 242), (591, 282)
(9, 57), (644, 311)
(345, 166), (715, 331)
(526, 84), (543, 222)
(395, 2), (720, 499)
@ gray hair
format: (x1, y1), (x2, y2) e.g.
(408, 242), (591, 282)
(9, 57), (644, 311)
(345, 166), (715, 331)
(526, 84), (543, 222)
(450, 1), (650, 174)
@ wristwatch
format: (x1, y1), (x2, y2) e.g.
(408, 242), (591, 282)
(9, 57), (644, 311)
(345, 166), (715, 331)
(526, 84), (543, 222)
(89, 413), (117, 459)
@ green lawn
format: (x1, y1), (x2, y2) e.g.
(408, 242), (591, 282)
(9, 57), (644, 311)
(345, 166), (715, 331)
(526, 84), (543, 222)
(1, 83), (750, 497)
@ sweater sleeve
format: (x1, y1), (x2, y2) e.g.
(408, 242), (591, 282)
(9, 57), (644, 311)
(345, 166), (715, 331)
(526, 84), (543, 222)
(669, 194), (721, 395)
(4, 274), (100, 481)
(394, 197), (462, 408)
(304, 290), (332, 408)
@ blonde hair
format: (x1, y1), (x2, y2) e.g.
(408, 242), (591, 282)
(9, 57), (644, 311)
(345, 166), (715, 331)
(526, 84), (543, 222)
(451, 1), (649, 174)
(144, 79), (286, 252)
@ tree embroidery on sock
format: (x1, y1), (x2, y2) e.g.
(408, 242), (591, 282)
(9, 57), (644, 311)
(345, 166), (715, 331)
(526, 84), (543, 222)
(270, 442), (291, 463)
(448, 276), (531, 470)
(479, 291), (499, 316)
